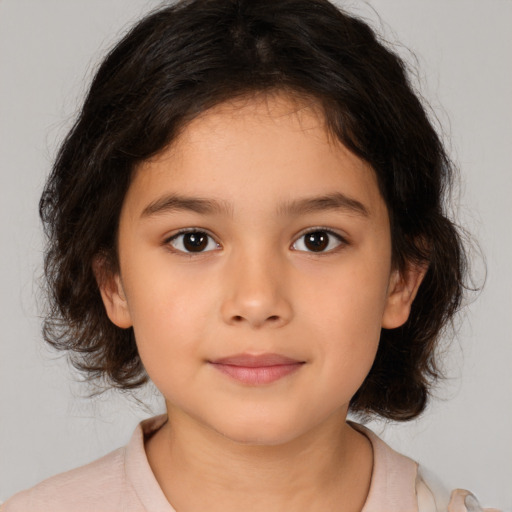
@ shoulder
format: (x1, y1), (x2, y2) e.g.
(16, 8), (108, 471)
(351, 422), (501, 512)
(416, 470), (502, 512)
(2, 415), (170, 512)
(2, 446), (133, 512)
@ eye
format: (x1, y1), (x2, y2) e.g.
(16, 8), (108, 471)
(167, 230), (220, 253)
(292, 229), (345, 253)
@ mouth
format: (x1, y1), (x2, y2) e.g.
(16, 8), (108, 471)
(208, 353), (305, 385)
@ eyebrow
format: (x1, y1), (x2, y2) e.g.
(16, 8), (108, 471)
(277, 192), (370, 218)
(141, 194), (233, 218)
(141, 192), (369, 219)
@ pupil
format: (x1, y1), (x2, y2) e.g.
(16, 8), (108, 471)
(184, 232), (208, 252)
(305, 231), (328, 252)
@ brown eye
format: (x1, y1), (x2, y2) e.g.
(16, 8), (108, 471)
(304, 232), (329, 252)
(184, 232), (207, 251)
(169, 231), (219, 253)
(292, 230), (344, 253)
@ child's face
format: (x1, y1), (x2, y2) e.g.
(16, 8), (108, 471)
(100, 93), (419, 445)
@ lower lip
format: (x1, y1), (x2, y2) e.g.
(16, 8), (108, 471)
(211, 363), (303, 385)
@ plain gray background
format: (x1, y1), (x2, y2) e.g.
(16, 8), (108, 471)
(1, 0), (511, 509)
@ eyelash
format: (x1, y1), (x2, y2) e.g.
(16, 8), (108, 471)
(164, 227), (348, 255)
(291, 228), (348, 253)
(165, 228), (221, 255)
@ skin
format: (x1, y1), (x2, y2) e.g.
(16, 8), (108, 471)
(98, 92), (425, 512)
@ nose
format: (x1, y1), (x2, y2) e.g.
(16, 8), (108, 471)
(220, 249), (293, 329)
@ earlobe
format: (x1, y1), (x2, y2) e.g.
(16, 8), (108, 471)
(381, 263), (428, 329)
(93, 257), (133, 329)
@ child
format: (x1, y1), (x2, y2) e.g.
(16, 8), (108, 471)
(1, 0), (500, 511)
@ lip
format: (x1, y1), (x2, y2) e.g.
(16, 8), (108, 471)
(209, 353), (305, 385)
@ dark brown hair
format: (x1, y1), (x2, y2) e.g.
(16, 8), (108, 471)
(40, 0), (469, 420)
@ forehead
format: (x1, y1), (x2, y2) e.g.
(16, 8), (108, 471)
(125, 92), (386, 221)
(169, 93), (340, 166)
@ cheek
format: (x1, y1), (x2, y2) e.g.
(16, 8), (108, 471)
(298, 257), (390, 336)
(312, 312), (380, 412)
(125, 248), (218, 327)
(123, 265), (217, 383)
(298, 259), (389, 391)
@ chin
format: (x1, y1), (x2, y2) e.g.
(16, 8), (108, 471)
(219, 427), (302, 447)
(211, 412), (314, 447)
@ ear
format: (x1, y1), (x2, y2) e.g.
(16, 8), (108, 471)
(93, 256), (132, 329)
(381, 262), (428, 329)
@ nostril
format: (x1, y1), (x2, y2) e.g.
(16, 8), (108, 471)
(231, 314), (281, 324)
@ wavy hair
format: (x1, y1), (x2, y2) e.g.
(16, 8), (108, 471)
(40, 0), (469, 420)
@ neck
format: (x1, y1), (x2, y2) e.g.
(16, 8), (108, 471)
(145, 406), (373, 512)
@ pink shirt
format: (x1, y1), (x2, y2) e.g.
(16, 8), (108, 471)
(2, 416), (494, 512)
